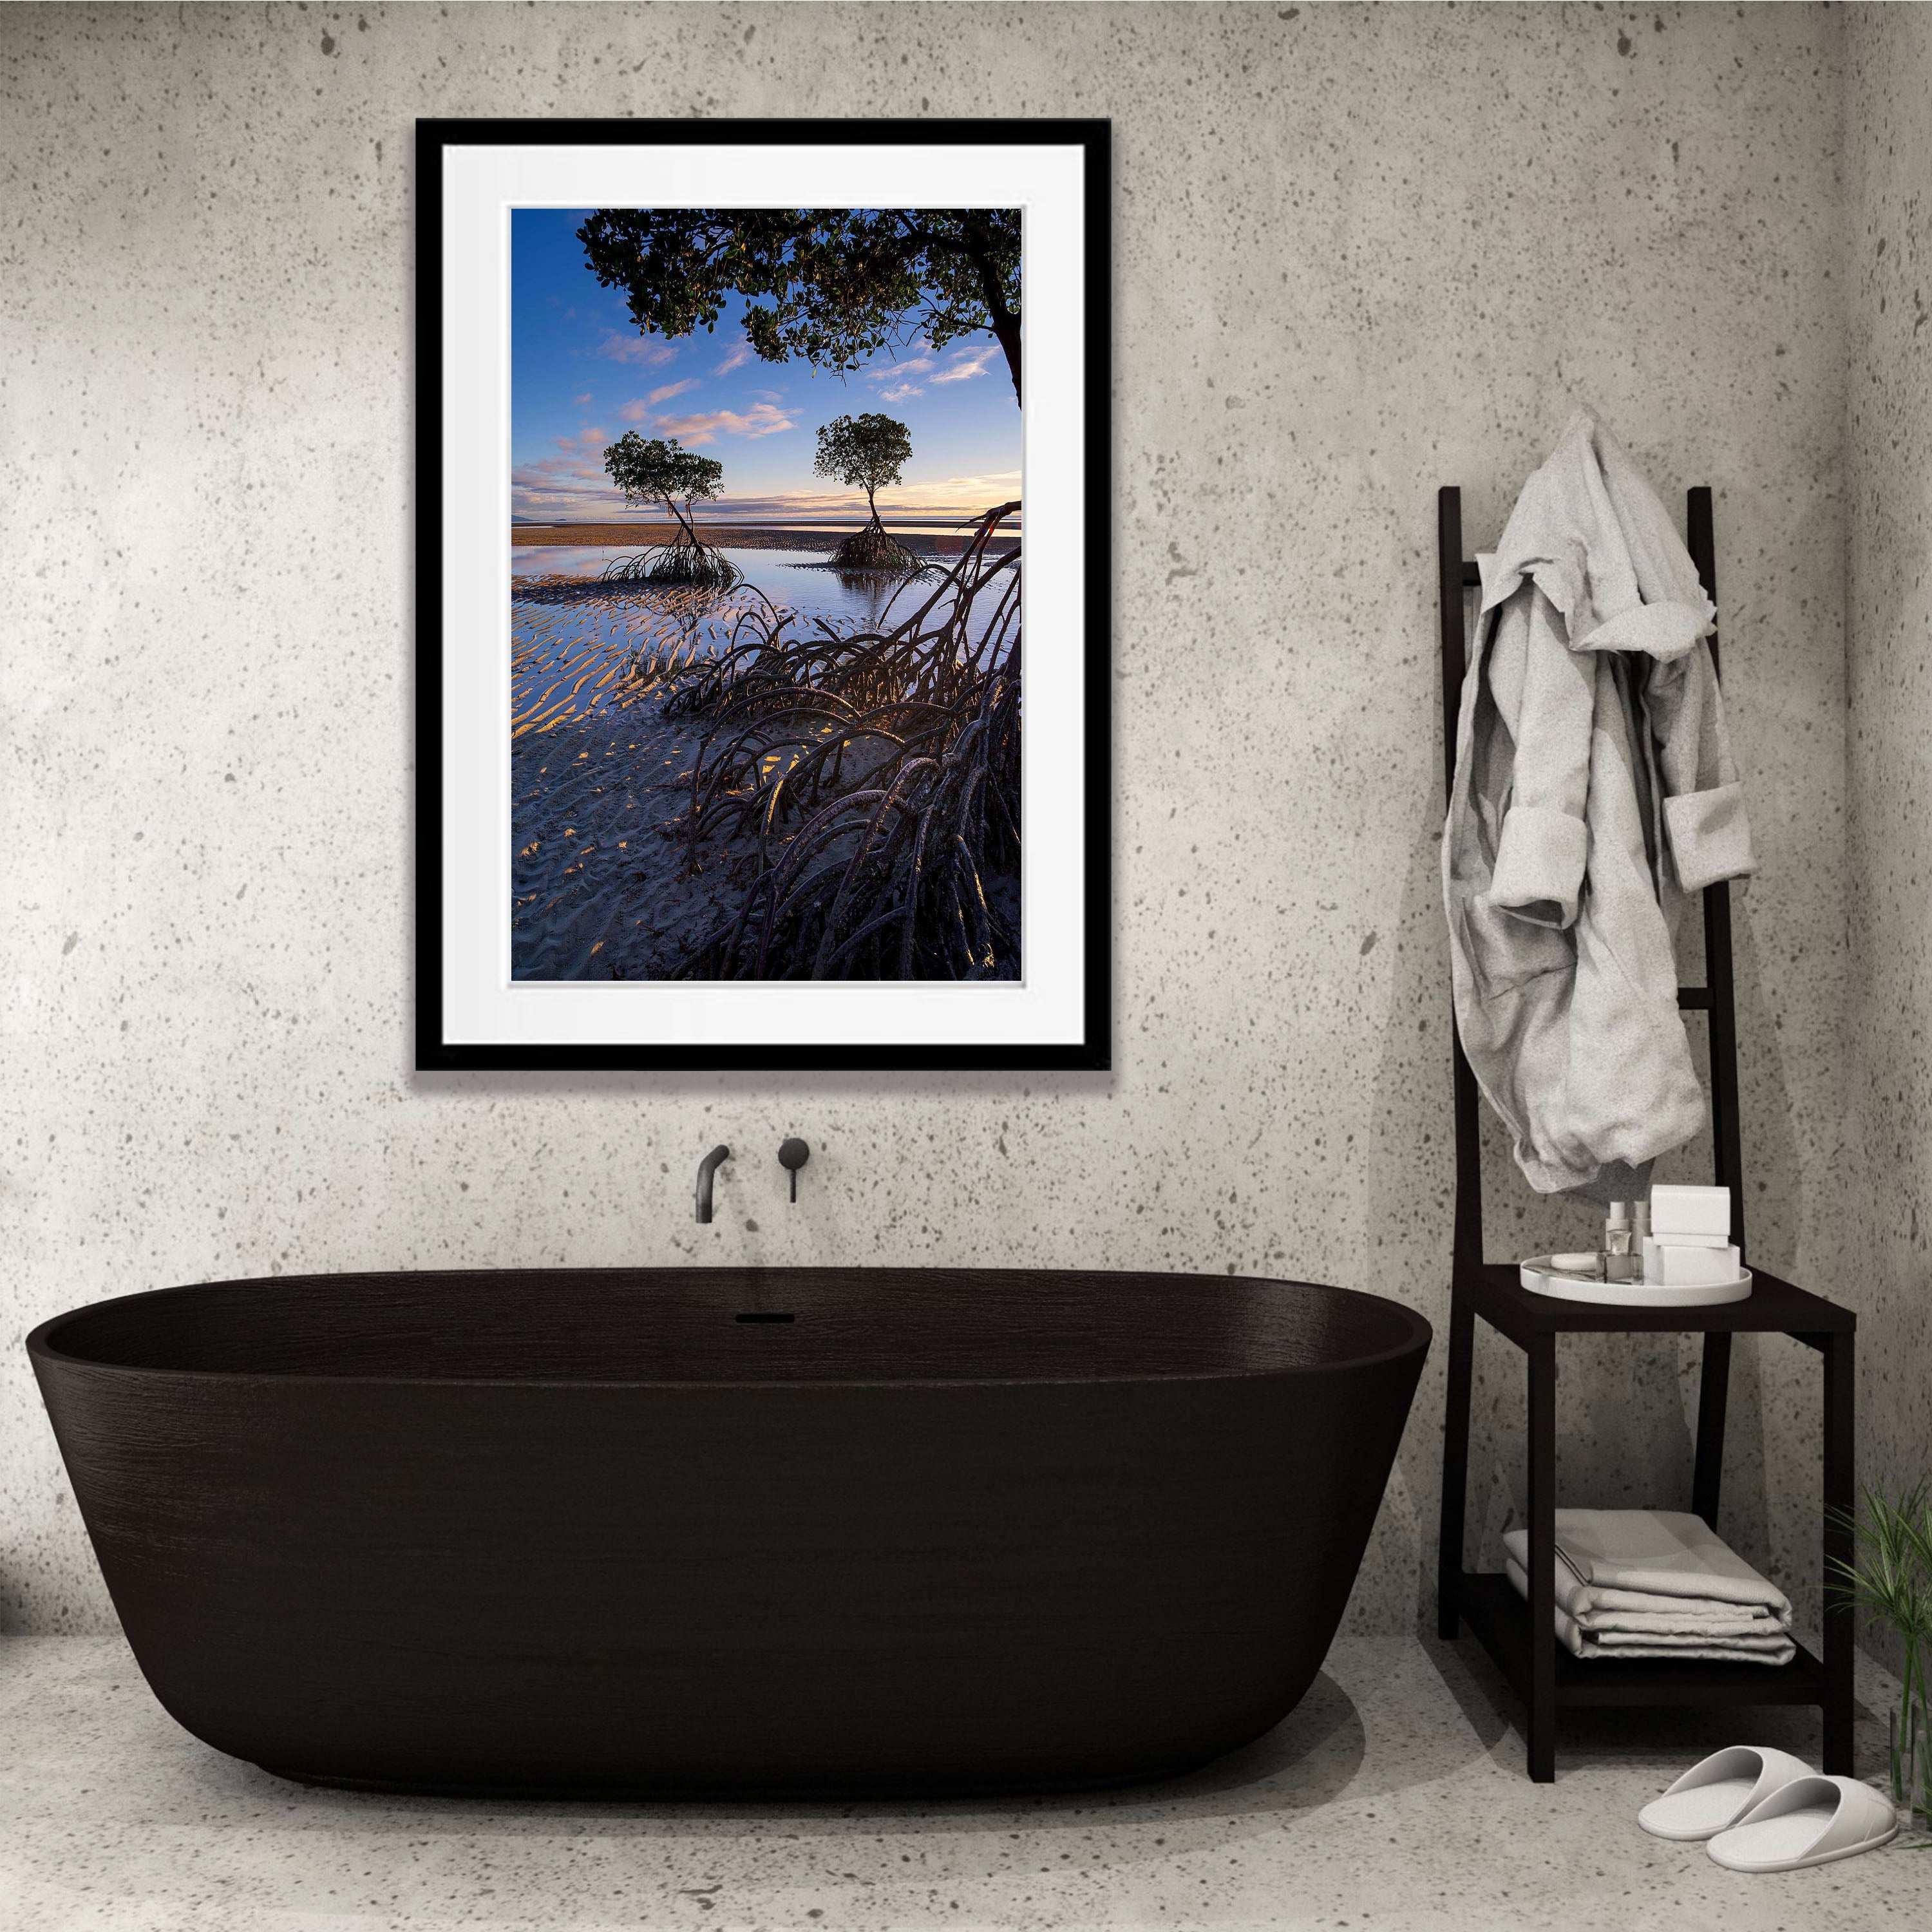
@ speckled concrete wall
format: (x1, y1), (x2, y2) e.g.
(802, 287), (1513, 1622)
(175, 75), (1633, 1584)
(0, 4), (1858, 1638)
(1845, 7), (1932, 1520)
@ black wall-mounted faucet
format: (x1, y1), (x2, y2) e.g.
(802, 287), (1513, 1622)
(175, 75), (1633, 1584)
(695, 1144), (730, 1224)
(779, 1138), (810, 1202)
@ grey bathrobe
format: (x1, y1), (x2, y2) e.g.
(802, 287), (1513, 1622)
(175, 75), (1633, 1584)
(1443, 412), (1756, 1198)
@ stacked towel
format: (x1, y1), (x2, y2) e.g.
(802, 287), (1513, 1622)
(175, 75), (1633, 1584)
(1502, 1509), (1795, 1665)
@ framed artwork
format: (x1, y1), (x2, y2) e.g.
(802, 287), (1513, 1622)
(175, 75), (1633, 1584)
(416, 118), (1110, 1072)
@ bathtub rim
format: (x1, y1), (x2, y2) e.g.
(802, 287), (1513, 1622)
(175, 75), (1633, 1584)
(26, 1267), (1433, 1390)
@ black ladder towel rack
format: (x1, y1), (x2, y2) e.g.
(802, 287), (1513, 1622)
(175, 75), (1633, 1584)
(1433, 484), (1856, 1783)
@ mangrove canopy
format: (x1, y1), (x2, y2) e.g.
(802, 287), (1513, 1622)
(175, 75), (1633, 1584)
(600, 432), (735, 586)
(814, 413), (920, 570)
(577, 208), (1023, 403)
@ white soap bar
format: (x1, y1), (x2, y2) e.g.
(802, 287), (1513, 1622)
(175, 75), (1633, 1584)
(1649, 1184), (1730, 1239)
(1643, 1238), (1742, 1287)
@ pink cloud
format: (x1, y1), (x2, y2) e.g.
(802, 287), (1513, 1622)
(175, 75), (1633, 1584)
(865, 354), (934, 381)
(652, 401), (797, 445)
(516, 455), (606, 487)
(931, 344), (1000, 384)
(596, 333), (678, 367)
(713, 336), (755, 374)
(878, 381), (923, 402)
(510, 450), (627, 518)
(616, 383), (700, 423)
(511, 462), (1023, 524)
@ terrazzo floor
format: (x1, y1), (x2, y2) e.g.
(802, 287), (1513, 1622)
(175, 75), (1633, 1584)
(1, 1629), (1926, 1931)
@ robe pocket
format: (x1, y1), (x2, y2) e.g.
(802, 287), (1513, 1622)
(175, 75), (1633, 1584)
(1457, 893), (1573, 1005)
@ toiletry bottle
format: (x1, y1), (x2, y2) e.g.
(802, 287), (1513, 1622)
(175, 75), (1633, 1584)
(1602, 1201), (1636, 1283)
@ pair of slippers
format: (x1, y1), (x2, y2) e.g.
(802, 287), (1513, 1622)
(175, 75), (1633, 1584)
(1639, 1745), (1898, 1872)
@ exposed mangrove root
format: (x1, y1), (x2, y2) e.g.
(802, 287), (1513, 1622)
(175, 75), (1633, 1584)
(601, 538), (741, 589)
(827, 518), (925, 573)
(670, 502), (1022, 981)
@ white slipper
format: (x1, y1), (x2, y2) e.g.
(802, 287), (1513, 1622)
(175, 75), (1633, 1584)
(1706, 1774), (1899, 1872)
(1638, 1745), (1816, 1841)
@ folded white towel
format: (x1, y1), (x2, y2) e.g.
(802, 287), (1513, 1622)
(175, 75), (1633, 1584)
(1530, 1569), (1801, 1662)
(1504, 1558), (1786, 1638)
(1502, 1509), (1792, 1618)
(1537, 1593), (1795, 1665)
(1582, 1624), (1792, 1654)
(1548, 1577), (1779, 1619)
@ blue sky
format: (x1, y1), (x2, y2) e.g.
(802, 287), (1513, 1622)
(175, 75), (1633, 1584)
(510, 208), (1021, 525)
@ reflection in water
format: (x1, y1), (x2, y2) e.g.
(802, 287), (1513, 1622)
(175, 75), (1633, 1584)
(513, 544), (937, 638)
(816, 565), (933, 629)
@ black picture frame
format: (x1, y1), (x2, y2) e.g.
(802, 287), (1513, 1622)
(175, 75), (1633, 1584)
(415, 117), (1110, 1073)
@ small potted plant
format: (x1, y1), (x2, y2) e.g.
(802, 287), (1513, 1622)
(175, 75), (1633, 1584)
(1831, 1479), (1932, 1832)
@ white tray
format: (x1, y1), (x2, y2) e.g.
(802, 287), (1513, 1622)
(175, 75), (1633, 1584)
(1519, 1256), (1753, 1308)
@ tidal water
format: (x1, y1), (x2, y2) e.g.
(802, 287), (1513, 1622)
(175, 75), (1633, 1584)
(513, 543), (949, 639)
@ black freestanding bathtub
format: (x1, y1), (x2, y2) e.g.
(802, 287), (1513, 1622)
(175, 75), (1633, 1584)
(30, 1268), (1428, 1797)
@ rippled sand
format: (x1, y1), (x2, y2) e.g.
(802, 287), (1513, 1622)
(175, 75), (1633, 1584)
(510, 581), (775, 980)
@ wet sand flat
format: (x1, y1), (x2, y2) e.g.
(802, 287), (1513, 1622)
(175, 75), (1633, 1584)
(510, 578), (781, 980)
